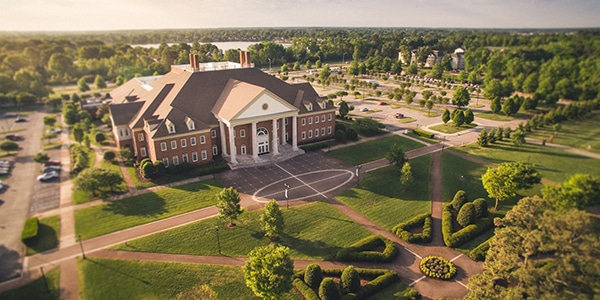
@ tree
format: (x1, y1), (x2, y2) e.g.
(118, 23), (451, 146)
(400, 161), (414, 190)
(464, 108), (474, 124)
(425, 100), (434, 116)
(176, 284), (217, 300)
(452, 190), (468, 211)
(472, 198), (488, 218)
(261, 199), (284, 241)
(452, 109), (465, 127)
(422, 90), (433, 101)
(33, 152), (50, 164)
(319, 65), (331, 82)
(482, 162), (540, 210)
(338, 100), (349, 119)
(216, 187), (242, 226)
(502, 98), (514, 116)
(336, 90), (348, 101)
(45, 97), (62, 110)
(490, 97), (501, 114)
(119, 148), (134, 165)
(94, 75), (106, 89)
(243, 244), (294, 300)
(334, 130), (346, 142)
(319, 278), (340, 300)
(477, 128), (489, 147)
(73, 167), (124, 197)
(385, 143), (406, 167)
(340, 265), (361, 295)
(103, 151), (116, 162)
(457, 202), (476, 227)
(72, 125), (84, 144)
(442, 108), (450, 124)
(452, 86), (470, 108)
(77, 77), (90, 92)
(43, 115), (57, 127)
(511, 129), (526, 147)
(95, 132), (106, 143)
(542, 174), (600, 210)
(0, 141), (18, 154)
(304, 264), (323, 289)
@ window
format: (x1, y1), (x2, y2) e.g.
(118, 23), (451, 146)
(240, 129), (245, 137)
(200, 135), (206, 144)
(241, 144), (247, 155)
(321, 115), (325, 122)
(320, 101), (327, 109)
(186, 119), (195, 130)
(308, 130), (312, 138)
(301, 131), (306, 140)
(168, 124), (176, 134)
(192, 152), (198, 162)
(211, 129), (217, 138)
(315, 129), (319, 137)
(212, 145), (218, 155)
(315, 116), (319, 123)
(201, 150), (208, 160)
(308, 117), (313, 125)
(307, 102), (313, 111)
(140, 147), (147, 157)
(119, 129), (123, 137)
(301, 118), (306, 126)
(125, 129), (129, 136)
(138, 133), (144, 141)
(171, 140), (177, 150)
(328, 126), (332, 134)
(285, 132), (289, 142)
(173, 155), (179, 166)
(328, 113), (332, 121)
(190, 137), (197, 146)
(182, 154), (189, 163)
(321, 127), (325, 135)
(160, 142), (167, 151)
(181, 138), (187, 148)
(162, 157), (169, 167)
(284, 118), (288, 125)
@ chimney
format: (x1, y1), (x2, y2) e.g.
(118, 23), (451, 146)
(193, 54), (199, 71)
(239, 51), (246, 67)
(244, 51), (251, 68)
(189, 53), (195, 71)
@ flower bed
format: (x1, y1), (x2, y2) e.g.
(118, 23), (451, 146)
(419, 256), (457, 280)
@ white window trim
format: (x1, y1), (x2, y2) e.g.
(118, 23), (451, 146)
(321, 115), (325, 122)
(138, 133), (144, 141)
(173, 155), (179, 166)
(308, 117), (313, 125)
(315, 129), (319, 137)
(321, 127), (325, 135)
(201, 150), (208, 160)
(171, 140), (177, 150)
(212, 145), (218, 155)
(168, 124), (176, 134)
(211, 129), (217, 138)
(328, 114), (333, 121)
(181, 138), (187, 148)
(240, 129), (245, 137)
(308, 130), (312, 138)
(301, 118), (306, 126)
(192, 151), (198, 162)
(328, 126), (332, 134)
(160, 142), (167, 151)
(182, 153), (189, 163)
(163, 157), (169, 167)
(140, 147), (147, 157)
(200, 135), (206, 144)
(241, 144), (246, 155)
(190, 137), (197, 146)
(315, 116), (319, 123)
(301, 131), (306, 140)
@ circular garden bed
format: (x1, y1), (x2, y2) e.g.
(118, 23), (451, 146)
(419, 256), (457, 280)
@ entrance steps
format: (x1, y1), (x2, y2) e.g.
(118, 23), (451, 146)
(225, 144), (304, 169)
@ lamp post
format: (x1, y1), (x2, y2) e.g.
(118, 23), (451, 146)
(284, 183), (290, 208)
(78, 235), (86, 259)
(442, 136), (445, 151)
(355, 165), (362, 185)
(215, 227), (221, 255)
(268, 57), (271, 71)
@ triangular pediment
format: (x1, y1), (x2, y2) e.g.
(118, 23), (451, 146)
(235, 91), (297, 121)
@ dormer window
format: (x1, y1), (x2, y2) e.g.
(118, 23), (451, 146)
(166, 120), (176, 134)
(305, 102), (313, 111)
(186, 117), (195, 131)
(320, 101), (327, 109)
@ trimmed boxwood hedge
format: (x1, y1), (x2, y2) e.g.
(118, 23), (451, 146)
(21, 217), (39, 241)
(300, 141), (332, 152)
(442, 205), (495, 248)
(419, 256), (457, 280)
(335, 235), (398, 263)
(392, 212), (432, 243)
(468, 238), (492, 261)
(293, 278), (320, 300)
(413, 128), (435, 139)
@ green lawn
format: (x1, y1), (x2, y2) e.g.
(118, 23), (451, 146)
(369, 281), (418, 300)
(441, 150), (489, 203)
(78, 258), (301, 300)
(474, 111), (515, 121)
(526, 111), (600, 154)
(329, 135), (425, 165)
(336, 154), (432, 230)
(0, 266), (59, 300)
(125, 165), (202, 190)
(73, 161), (128, 205)
(24, 216), (60, 256)
(456, 140), (600, 183)
(396, 117), (416, 124)
(75, 179), (222, 240)
(113, 201), (372, 261)
(429, 123), (477, 134)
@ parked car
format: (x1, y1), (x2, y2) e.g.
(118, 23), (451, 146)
(42, 166), (61, 173)
(3, 113), (17, 118)
(37, 171), (59, 182)
(379, 101), (387, 105)
(0, 180), (5, 192)
(14, 117), (26, 123)
(5, 134), (21, 141)
(394, 113), (404, 119)
(44, 160), (61, 167)
(360, 107), (369, 112)
(47, 128), (62, 134)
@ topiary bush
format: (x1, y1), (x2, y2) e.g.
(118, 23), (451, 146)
(457, 202), (476, 227)
(419, 256), (457, 280)
(442, 204), (496, 247)
(292, 278), (319, 300)
(413, 128), (434, 139)
(21, 217), (39, 241)
(473, 198), (488, 218)
(341, 266), (361, 295)
(335, 235), (398, 263)
(468, 238), (492, 261)
(452, 190), (468, 211)
(392, 213), (432, 243)
(94, 131), (106, 143)
(319, 278), (340, 300)
(103, 150), (115, 162)
(335, 129), (347, 142)
(304, 264), (323, 289)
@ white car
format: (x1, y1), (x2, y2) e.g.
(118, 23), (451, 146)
(360, 107), (369, 112)
(42, 166), (61, 173)
(37, 171), (59, 182)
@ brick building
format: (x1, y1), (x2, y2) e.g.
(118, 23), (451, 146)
(109, 52), (336, 168)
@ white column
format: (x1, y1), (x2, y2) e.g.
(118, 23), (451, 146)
(219, 120), (227, 156)
(228, 124), (237, 164)
(272, 119), (279, 155)
(252, 121), (259, 161)
(292, 115), (298, 151)
(280, 117), (286, 145)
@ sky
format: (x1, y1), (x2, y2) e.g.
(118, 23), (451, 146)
(0, 0), (598, 32)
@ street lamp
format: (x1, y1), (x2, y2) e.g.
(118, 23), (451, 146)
(442, 136), (445, 151)
(268, 57), (271, 71)
(215, 227), (221, 255)
(78, 235), (86, 259)
(355, 165), (362, 185)
(284, 183), (290, 208)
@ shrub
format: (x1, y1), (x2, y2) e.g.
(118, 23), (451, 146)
(412, 128), (434, 139)
(335, 235), (398, 263)
(154, 160), (167, 176)
(451, 190), (468, 211)
(94, 132), (106, 143)
(141, 160), (155, 178)
(353, 118), (385, 136)
(335, 122), (347, 132)
(473, 198), (488, 218)
(341, 266), (361, 295)
(346, 128), (358, 141)
(304, 264), (323, 289)
(293, 278), (319, 300)
(103, 151), (116, 162)
(469, 239), (492, 261)
(442, 204), (495, 247)
(21, 217), (39, 241)
(457, 202), (476, 227)
(335, 130), (347, 142)
(355, 270), (400, 299)
(70, 143), (90, 174)
(392, 212), (432, 243)
(301, 141), (330, 152)
(419, 256), (457, 280)
(319, 278), (340, 300)
(197, 159), (229, 176)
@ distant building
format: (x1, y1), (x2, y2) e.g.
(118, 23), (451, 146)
(451, 48), (465, 70)
(109, 51), (335, 168)
(424, 50), (443, 68)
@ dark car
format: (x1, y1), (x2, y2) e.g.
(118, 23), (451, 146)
(15, 117), (26, 123)
(42, 166), (61, 173)
(5, 134), (21, 141)
(44, 160), (61, 166)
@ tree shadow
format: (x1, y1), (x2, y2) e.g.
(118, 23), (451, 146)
(86, 258), (152, 285)
(0, 245), (22, 282)
(102, 195), (166, 216)
(23, 223), (59, 254)
(278, 233), (340, 260)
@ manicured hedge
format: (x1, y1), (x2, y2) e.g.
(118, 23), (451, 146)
(468, 238), (492, 261)
(21, 217), (39, 241)
(335, 235), (398, 263)
(419, 256), (457, 280)
(442, 205), (495, 247)
(413, 128), (434, 139)
(293, 278), (320, 300)
(301, 141), (332, 152)
(197, 159), (229, 176)
(392, 212), (432, 243)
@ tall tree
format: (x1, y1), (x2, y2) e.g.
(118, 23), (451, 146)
(244, 244), (294, 300)
(490, 97), (501, 114)
(261, 199), (285, 241)
(452, 86), (471, 108)
(94, 75), (106, 89)
(400, 161), (414, 190)
(338, 100), (350, 119)
(425, 100), (434, 116)
(216, 187), (243, 226)
(442, 108), (450, 124)
(386, 143), (406, 167)
(482, 162), (540, 210)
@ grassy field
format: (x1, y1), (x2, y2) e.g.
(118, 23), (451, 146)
(441, 150), (490, 203)
(78, 258), (302, 300)
(429, 123), (477, 134)
(328, 134), (425, 165)
(75, 179), (222, 240)
(113, 201), (372, 260)
(24, 216), (60, 256)
(335, 154), (432, 230)
(396, 117), (416, 123)
(526, 111), (600, 154)
(474, 111), (515, 121)
(0, 267), (60, 300)
(125, 165), (203, 190)
(370, 281), (418, 300)
(73, 161), (128, 204)
(455, 140), (600, 183)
